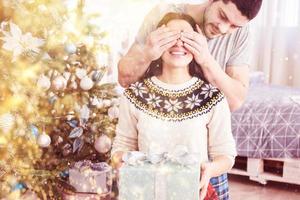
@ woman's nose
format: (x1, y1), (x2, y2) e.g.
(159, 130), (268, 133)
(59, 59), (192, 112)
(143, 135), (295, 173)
(175, 39), (184, 46)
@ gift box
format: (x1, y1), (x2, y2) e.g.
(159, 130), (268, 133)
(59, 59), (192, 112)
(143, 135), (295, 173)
(118, 149), (201, 200)
(62, 191), (111, 200)
(69, 160), (112, 194)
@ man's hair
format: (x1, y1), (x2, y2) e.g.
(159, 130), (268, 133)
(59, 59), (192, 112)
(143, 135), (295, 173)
(214, 0), (263, 20)
(143, 12), (206, 81)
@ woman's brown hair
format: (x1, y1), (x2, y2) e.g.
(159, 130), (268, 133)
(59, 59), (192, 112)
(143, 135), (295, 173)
(142, 12), (206, 81)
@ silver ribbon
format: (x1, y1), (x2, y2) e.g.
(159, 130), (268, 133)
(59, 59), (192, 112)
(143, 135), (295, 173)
(122, 145), (200, 167)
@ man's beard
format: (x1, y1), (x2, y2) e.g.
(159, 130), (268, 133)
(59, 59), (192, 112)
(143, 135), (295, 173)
(201, 7), (211, 39)
(201, 6), (223, 39)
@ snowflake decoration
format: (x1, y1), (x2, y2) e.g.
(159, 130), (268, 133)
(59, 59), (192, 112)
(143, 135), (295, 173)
(185, 94), (202, 110)
(145, 93), (162, 108)
(164, 99), (182, 112)
(1, 21), (45, 61)
(200, 84), (218, 99)
(129, 82), (148, 98)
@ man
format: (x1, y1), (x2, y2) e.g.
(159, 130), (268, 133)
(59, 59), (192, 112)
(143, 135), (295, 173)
(118, 0), (262, 111)
(116, 0), (262, 199)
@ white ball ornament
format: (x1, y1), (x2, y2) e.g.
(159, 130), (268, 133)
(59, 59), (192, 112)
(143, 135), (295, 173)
(37, 75), (51, 90)
(80, 76), (94, 90)
(65, 43), (77, 54)
(94, 135), (112, 154)
(0, 113), (15, 134)
(52, 76), (66, 91)
(37, 132), (51, 148)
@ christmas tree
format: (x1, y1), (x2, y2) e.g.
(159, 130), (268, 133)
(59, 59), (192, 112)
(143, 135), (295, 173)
(0, 0), (119, 199)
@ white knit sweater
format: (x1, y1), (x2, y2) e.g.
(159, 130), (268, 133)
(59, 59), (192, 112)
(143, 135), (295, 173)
(112, 76), (237, 164)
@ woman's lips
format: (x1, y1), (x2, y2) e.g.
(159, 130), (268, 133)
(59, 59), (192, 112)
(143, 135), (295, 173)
(169, 48), (188, 56)
(170, 51), (187, 56)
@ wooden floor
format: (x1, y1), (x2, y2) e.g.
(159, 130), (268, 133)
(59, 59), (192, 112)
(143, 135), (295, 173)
(229, 174), (300, 200)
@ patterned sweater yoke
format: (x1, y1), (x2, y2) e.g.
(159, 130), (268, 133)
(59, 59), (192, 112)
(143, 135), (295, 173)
(124, 77), (224, 121)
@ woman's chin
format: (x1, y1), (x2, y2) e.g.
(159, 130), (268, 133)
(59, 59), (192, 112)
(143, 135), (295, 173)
(169, 65), (189, 69)
(165, 61), (191, 69)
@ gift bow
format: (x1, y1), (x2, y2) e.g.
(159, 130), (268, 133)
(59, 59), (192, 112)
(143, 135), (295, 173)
(122, 145), (200, 167)
(73, 160), (110, 172)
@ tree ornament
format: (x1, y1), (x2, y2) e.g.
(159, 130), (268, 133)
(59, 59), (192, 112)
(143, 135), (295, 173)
(92, 70), (104, 83)
(52, 75), (66, 91)
(65, 43), (77, 54)
(11, 182), (26, 191)
(0, 113), (15, 134)
(80, 76), (94, 90)
(37, 75), (51, 90)
(37, 132), (51, 147)
(29, 124), (39, 138)
(94, 134), (112, 154)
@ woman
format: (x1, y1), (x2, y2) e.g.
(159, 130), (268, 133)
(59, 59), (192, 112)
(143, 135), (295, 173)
(111, 12), (237, 200)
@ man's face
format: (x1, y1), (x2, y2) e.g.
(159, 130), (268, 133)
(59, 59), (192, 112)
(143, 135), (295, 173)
(203, 0), (249, 39)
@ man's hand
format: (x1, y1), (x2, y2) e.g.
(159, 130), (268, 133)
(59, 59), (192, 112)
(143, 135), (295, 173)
(199, 162), (213, 200)
(143, 25), (181, 62)
(181, 25), (213, 66)
(118, 25), (180, 87)
(181, 25), (249, 111)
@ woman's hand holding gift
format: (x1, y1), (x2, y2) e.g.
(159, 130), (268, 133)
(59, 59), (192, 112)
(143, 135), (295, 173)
(199, 162), (214, 200)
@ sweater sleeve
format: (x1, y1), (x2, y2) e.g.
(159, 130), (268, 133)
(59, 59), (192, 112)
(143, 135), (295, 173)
(207, 96), (237, 163)
(111, 94), (138, 156)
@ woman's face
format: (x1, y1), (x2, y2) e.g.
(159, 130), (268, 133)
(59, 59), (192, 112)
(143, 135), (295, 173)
(161, 19), (194, 69)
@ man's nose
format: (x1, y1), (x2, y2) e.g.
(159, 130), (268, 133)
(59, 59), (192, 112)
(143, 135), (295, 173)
(218, 23), (230, 34)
